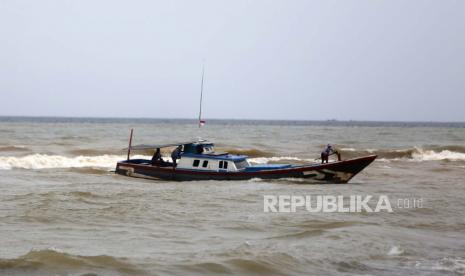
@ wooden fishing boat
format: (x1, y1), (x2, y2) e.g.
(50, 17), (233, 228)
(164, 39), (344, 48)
(115, 68), (376, 183)
(115, 137), (376, 183)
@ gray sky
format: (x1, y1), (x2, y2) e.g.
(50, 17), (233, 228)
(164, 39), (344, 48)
(1, 0), (464, 121)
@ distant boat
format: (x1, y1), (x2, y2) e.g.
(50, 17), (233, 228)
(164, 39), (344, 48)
(115, 136), (376, 183)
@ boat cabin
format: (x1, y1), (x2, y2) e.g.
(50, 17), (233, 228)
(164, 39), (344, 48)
(126, 140), (252, 172)
(177, 141), (250, 172)
(124, 139), (295, 173)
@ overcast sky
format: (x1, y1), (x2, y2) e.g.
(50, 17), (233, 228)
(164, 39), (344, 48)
(0, 0), (464, 121)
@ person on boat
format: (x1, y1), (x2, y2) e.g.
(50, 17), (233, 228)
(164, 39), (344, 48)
(171, 145), (182, 167)
(151, 148), (163, 166)
(196, 144), (203, 154)
(321, 144), (340, 163)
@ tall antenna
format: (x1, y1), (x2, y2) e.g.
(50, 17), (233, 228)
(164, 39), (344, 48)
(198, 63), (205, 128)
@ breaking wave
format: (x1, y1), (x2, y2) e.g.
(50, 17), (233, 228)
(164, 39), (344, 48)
(0, 154), (150, 170)
(1, 144), (464, 170)
(340, 146), (465, 162)
(410, 149), (465, 161)
(242, 145), (465, 163)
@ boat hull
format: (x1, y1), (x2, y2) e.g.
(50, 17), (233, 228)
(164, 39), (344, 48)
(115, 155), (377, 183)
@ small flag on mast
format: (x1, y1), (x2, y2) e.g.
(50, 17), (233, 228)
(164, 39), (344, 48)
(198, 63), (205, 128)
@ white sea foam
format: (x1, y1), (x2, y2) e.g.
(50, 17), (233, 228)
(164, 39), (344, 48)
(247, 178), (264, 183)
(340, 147), (356, 151)
(375, 158), (391, 163)
(0, 154), (151, 170)
(387, 245), (404, 256)
(0, 154), (314, 170)
(1, 148), (463, 171)
(376, 148), (465, 162)
(411, 149), (465, 161)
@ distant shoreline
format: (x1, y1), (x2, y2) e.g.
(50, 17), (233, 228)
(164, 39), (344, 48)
(0, 116), (463, 128)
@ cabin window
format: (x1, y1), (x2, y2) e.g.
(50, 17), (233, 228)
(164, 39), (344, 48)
(219, 161), (228, 169)
(235, 160), (249, 169)
(202, 160), (208, 168)
(193, 160), (200, 167)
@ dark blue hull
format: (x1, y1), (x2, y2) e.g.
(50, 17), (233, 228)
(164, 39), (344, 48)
(115, 155), (377, 183)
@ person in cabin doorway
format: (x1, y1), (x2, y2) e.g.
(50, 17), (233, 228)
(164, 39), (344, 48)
(321, 144), (341, 163)
(196, 144), (203, 154)
(171, 145), (182, 167)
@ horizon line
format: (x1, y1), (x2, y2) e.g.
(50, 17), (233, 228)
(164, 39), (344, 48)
(0, 115), (464, 124)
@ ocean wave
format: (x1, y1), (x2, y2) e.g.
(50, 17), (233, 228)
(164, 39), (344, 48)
(340, 146), (465, 162)
(2, 145), (463, 170)
(68, 148), (165, 156)
(176, 262), (231, 274)
(67, 167), (114, 175)
(0, 154), (150, 170)
(226, 258), (281, 274)
(414, 257), (465, 274)
(249, 145), (465, 163)
(67, 148), (122, 156)
(0, 145), (30, 152)
(226, 253), (302, 275)
(270, 229), (325, 239)
(0, 249), (144, 274)
(410, 149), (465, 161)
(248, 177), (330, 185)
